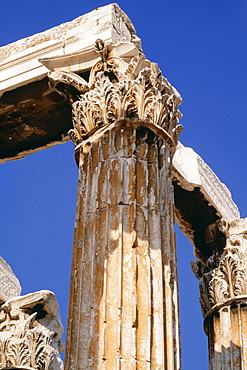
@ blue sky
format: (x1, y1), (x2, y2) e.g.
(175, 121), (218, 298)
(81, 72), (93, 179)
(1, 1), (247, 368)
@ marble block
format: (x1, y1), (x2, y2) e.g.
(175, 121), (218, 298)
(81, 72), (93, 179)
(0, 257), (21, 303)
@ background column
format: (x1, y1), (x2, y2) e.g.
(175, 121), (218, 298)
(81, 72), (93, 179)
(193, 218), (247, 370)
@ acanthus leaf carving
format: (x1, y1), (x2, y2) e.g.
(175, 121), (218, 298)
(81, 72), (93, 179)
(48, 40), (183, 147)
(208, 269), (230, 306)
(192, 218), (247, 316)
(0, 291), (64, 370)
(198, 272), (213, 317)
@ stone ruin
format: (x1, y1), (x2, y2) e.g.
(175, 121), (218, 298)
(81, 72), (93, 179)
(0, 4), (245, 369)
(0, 258), (63, 369)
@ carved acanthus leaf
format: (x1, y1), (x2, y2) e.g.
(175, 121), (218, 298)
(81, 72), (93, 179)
(193, 218), (247, 316)
(49, 40), (182, 146)
(199, 272), (213, 317)
(209, 270), (230, 306)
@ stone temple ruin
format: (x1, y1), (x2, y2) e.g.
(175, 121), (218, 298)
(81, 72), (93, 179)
(0, 4), (245, 369)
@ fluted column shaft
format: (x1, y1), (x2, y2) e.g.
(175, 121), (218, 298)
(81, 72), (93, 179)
(46, 39), (183, 369)
(205, 299), (247, 369)
(65, 119), (180, 370)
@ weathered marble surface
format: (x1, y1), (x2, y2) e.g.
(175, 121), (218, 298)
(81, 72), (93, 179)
(0, 257), (21, 303)
(192, 218), (247, 369)
(173, 142), (239, 220)
(0, 4), (141, 163)
(173, 142), (239, 261)
(0, 4), (141, 95)
(65, 120), (181, 369)
(0, 4), (243, 369)
(48, 38), (182, 369)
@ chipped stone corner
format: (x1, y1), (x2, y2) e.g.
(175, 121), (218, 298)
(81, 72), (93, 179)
(0, 256), (21, 304)
(173, 141), (240, 221)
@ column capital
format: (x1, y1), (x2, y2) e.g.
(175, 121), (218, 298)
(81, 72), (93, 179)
(192, 217), (247, 318)
(0, 290), (64, 370)
(46, 40), (183, 148)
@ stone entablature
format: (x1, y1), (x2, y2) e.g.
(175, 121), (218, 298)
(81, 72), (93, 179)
(173, 143), (240, 260)
(173, 142), (240, 221)
(0, 4), (140, 95)
(0, 4), (142, 164)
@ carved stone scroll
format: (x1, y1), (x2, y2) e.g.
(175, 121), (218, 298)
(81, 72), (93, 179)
(0, 290), (64, 370)
(192, 218), (247, 369)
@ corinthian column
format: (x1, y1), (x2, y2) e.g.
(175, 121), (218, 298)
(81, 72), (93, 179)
(192, 218), (247, 370)
(48, 40), (182, 369)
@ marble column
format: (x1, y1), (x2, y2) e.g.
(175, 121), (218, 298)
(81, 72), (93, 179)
(192, 218), (247, 370)
(49, 40), (183, 369)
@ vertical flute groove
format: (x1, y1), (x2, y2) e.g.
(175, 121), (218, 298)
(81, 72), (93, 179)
(65, 122), (180, 370)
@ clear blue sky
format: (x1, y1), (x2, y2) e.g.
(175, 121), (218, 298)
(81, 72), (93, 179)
(1, 1), (247, 368)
